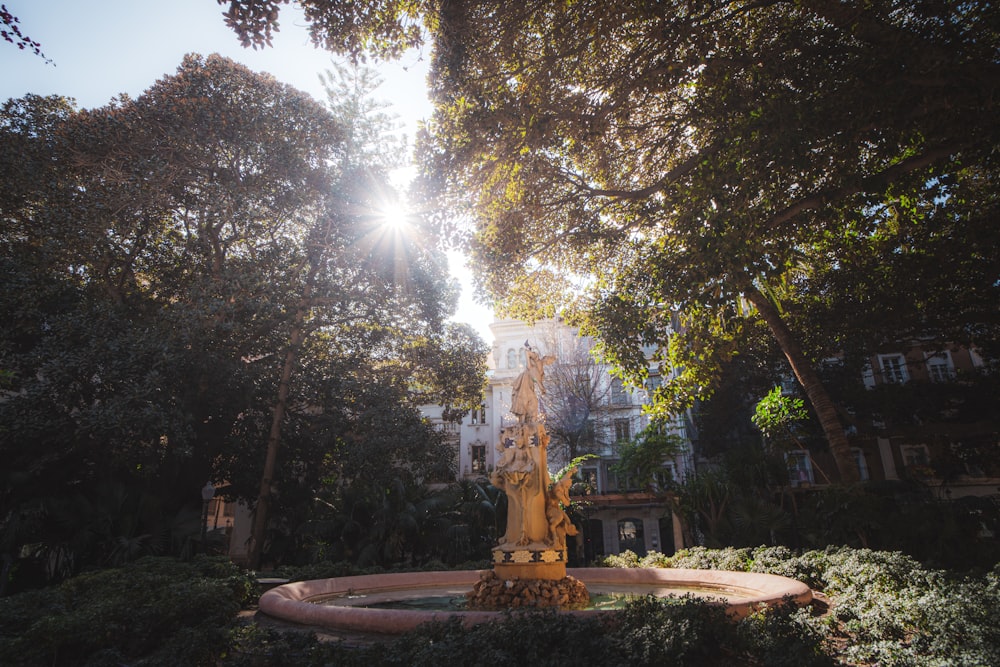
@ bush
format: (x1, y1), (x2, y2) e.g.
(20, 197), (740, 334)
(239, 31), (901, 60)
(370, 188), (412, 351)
(383, 611), (618, 666)
(610, 595), (737, 665)
(662, 546), (755, 571)
(746, 546), (831, 590)
(0, 556), (252, 666)
(595, 544), (1000, 665)
(224, 624), (361, 667)
(736, 602), (833, 667)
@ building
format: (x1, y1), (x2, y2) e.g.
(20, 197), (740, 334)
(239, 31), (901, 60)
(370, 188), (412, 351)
(425, 318), (696, 561)
(782, 342), (999, 501)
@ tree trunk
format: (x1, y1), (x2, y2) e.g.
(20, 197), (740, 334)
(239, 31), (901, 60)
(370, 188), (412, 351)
(745, 286), (860, 483)
(246, 321), (304, 570)
(246, 266), (317, 569)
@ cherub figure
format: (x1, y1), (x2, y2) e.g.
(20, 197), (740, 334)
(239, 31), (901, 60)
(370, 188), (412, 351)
(545, 469), (579, 548)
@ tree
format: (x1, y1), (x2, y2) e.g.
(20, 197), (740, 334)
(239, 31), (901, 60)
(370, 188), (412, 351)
(217, 2), (1000, 485)
(0, 55), (486, 578)
(0, 55), (346, 578)
(614, 425), (684, 493)
(422, 1), (999, 483)
(536, 324), (611, 463)
(1, 5), (49, 63)
(752, 387), (808, 447)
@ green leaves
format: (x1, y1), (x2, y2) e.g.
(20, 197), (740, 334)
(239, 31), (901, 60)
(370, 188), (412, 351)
(1, 53), (487, 575)
(752, 386), (808, 445)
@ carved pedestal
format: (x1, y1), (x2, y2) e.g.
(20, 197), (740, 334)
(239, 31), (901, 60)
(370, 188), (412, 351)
(492, 545), (568, 580)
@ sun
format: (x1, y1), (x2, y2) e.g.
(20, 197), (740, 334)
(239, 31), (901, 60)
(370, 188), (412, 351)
(378, 200), (411, 234)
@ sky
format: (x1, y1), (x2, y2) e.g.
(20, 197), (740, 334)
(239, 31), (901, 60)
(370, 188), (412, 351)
(0, 0), (495, 342)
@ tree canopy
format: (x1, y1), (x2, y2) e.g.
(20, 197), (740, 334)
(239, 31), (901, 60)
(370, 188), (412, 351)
(0, 53), (486, 577)
(222, 0), (999, 482)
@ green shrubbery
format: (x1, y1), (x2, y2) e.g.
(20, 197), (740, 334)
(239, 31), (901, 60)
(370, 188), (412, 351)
(227, 598), (829, 667)
(600, 545), (1000, 666)
(0, 556), (255, 666)
(3, 547), (996, 666)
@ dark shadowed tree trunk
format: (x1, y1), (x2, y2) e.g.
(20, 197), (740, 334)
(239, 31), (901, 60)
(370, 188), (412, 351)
(744, 285), (859, 483)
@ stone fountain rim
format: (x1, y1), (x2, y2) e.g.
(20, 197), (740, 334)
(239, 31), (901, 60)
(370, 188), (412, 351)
(258, 567), (813, 635)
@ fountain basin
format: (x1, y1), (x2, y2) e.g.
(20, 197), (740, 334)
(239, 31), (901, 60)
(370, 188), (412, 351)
(258, 568), (812, 634)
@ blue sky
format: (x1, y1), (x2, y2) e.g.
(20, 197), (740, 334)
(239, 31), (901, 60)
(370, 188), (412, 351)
(1, 0), (494, 341)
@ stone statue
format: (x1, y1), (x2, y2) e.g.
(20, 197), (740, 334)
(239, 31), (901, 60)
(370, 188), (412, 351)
(492, 423), (546, 546)
(510, 343), (555, 423)
(492, 345), (578, 558)
(469, 346), (590, 607)
(545, 468), (579, 548)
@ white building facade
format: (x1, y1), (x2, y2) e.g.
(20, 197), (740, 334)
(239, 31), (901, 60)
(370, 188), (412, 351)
(428, 318), (695, 561)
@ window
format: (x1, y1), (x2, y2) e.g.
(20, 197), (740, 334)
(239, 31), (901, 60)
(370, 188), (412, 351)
(470, 404), (486, 425)
(900, 444), (930, 468)
(610, 379), (629, 405)
(614, 418), (632, 443)
(851, 448), (870, 481)
(785, 450), (814, 487)
(645, 375), (662, 401)
(580, 466), (598, 493)
(471, 445), (487, 473)
(506, 349), (517, 369)
(926, 352), (954, 383)
(653, 463), (675, 490)
(606, 465), (641, 492)
(617, 518), (646, 556)
(879, 354), (909, 384)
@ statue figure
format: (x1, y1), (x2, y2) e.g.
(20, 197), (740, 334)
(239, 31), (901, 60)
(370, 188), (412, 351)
(492, 424), (545, 545)
(510, 343), (555, 423)
(545, 468), (579, 548)
(492, 345), (580, 563)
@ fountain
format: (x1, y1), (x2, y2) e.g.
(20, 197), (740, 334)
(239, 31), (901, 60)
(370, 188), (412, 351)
(258, 344), (812, 634)
(465, 343), (589, 608)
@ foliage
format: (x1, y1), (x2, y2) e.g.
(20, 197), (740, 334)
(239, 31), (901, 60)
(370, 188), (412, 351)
(613, 425), (684, 492)
(609, 594), (738, 665)
(222, 0), (1000, 491)
(603, 545), (1000, 666)
(0, 55), (486, 578)
(404, 0), (998, 483)
(553, 453), (599, 485)
(268, 476), (507, 569)
(752, 386), (808, 445)
(736, 602), (832, 667)
(225, 623), (357, 667)
(218, 0), (423, 59)
(667, 442), (1000, 567)
(0, 556), (252, 666)
(17, 547), (979, 667)
(793, 167), (1000, 362)
(226, 596), (827, 666)
(0, 4), (49, 63)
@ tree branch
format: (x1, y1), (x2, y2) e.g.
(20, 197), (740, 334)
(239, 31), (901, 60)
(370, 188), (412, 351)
(767, 144), (966, 230)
